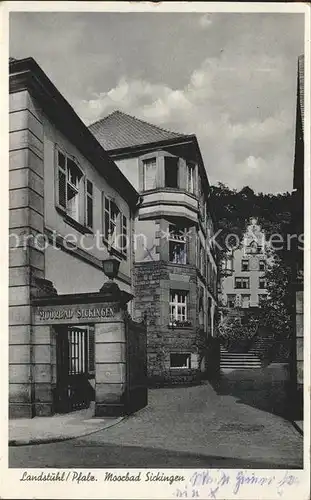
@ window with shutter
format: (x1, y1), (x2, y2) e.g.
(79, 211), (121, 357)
(57, 151), (67, 210)
(56, 147), (84, 224)
(103, 195), (121, 250)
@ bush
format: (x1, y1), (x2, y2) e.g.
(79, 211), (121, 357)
(218, 316), (258, 352)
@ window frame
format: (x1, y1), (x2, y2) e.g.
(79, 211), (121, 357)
(85, 178), (94, 230)
(227, 294), (236, 308)
(186, 162), (195, 194)
(241, 259), (249, 272)
(55, 145), (93, 232)
(234, 277), (250, 289)
(164, 156), (179, 188)
(259, 260), (266, 271)
(169, 290), (189, 325)
(170, 353), (191, 370)
(142, 157), (157, 192)
(259, 277), (267, 289)
(241, 294), (251, 308)
(169, 224), (187, 265)
(103, 194), (128, 258)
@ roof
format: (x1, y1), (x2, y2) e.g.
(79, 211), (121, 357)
(9, 58), (139, 208)
(89, 110), (187, 151)
(298, 54), (304, 133)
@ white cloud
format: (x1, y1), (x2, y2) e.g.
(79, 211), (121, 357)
(77, 51), (295, 194)
(199, 14), (213, 29)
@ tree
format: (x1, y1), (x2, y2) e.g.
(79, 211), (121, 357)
(259, 257), (293, 339)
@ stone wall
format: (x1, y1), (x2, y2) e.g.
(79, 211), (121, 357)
(133, 260), (204, 386)
(9, 90), (45, 418)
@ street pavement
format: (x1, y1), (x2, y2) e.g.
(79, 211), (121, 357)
(9, 379), (303, 469)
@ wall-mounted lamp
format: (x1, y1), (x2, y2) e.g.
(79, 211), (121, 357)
(102, 258), (121, 281)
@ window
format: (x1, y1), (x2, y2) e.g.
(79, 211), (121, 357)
(259, 260), (266, 271)
(187, 163), (195, 193)
(169, 290), (188, 323)
(143, 158), (157, 191)
(227, 294), (236, 308)
(103, 196), (127, 256)
(165, 157), (178, 188)
(241, 259), (249, 271)
(258, 294), (267, 306)
(222, 258), (233, 272)
(169, 225), (187, 264)
(57, 149), (87, 223)
(170, 353), (191, 369)
(68, 326), (94, 376)
(241, 294), (250, 308)
(104, 197), (119, 246)
(259, 277), (266, 289)
(85, 179), (94, 230)
(235, 277), (250, 289)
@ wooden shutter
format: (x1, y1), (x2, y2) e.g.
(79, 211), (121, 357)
(57, 150), (67, 210)
(85, 179), (93, 229)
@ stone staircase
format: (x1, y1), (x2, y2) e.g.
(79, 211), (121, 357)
(220, 346), (262, 371)
(249, 334), (274, 358)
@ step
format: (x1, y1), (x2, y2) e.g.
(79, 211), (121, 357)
(220, 366), (262, 370)
(220, 360), (262, 365)
(221, 354), (261, 359)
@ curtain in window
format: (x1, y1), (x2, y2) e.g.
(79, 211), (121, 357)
(143, 159), (157, 191)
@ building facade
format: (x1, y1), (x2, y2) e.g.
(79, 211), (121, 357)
(90, 112), (218, 385)
(292, 54), (304, 415)
(220, 218), (270, 311)
(9, 58), (142, 418)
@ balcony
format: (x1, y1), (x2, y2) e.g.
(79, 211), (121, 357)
(139, 188), (198, 223)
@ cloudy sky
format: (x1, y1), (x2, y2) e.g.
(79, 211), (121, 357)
(10, 11), (304, 193)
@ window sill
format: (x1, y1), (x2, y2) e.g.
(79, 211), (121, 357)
(141, 187), (198, 200)
(168, 324), (192, 330)
(56, 207), (93, 235)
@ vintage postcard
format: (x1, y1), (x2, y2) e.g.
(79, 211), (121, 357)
(0, 1), (310, 499)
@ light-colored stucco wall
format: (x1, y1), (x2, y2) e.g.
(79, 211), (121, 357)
(45, 245), (132, 295)
(220, 220), (272, 308)
(115, 157), (139, 191)
(42, 116), (133, 292)
(221, 247), (268, 307)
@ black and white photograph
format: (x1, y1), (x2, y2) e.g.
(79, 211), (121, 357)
(2, 2), (310, 499)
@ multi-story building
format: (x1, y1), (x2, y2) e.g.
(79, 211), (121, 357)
(220, 218), (270, 311)
(292, 54), (304, 415)
(89, 111), (218, 385)
(9, 58), (139, 418)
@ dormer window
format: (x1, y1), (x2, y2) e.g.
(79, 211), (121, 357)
(165, 156), (178, 188)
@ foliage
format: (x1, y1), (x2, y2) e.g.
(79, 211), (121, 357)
(210, 182), (295, 343)
(258, 258), (293, 338)
(209, 182), (293, 263)
(218, 315), (258, 352)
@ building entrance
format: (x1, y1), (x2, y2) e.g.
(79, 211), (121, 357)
(55, 325), (95, 413)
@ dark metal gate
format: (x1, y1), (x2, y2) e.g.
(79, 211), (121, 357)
(55, 326), (95, 413)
